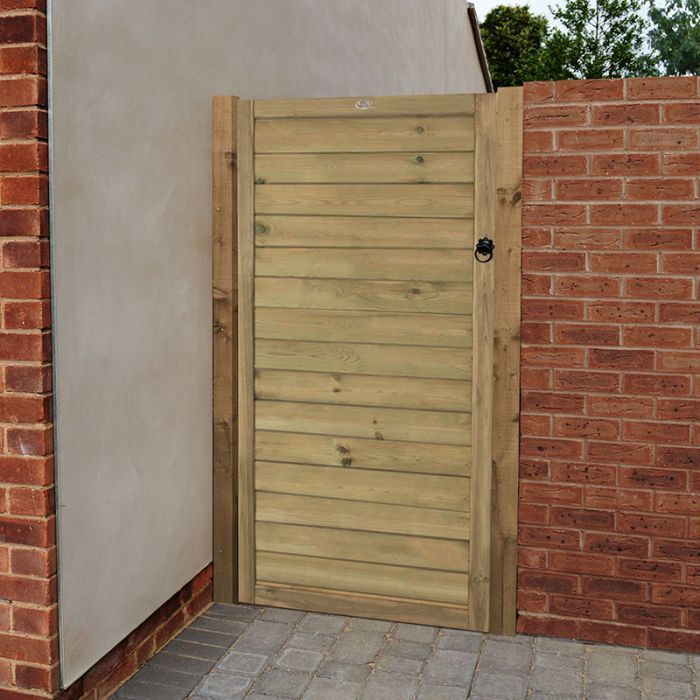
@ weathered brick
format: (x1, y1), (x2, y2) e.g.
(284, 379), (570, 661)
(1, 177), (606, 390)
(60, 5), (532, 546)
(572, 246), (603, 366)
(590, 203), (658, 226)
(592, 103), (660, 125)
(630, 128), (697, 151)
(663, 102), (700, 124)
(592, 153), (660, 176)
(556, 79), (623, 101)
(559, 128), (624, 150)
(628, 76), (696, 99)
(626, 178), (694, 201)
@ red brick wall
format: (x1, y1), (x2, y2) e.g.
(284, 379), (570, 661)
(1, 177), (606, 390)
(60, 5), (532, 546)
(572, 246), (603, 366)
(519, 76), (700, 651)
(0, 0), (57, 694)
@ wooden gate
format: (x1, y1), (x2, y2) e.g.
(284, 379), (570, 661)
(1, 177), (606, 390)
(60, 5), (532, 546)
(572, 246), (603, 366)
(212, 91), (522, 634)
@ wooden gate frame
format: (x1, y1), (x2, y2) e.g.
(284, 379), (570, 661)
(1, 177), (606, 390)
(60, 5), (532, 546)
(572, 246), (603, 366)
(211, 90), (523, 634)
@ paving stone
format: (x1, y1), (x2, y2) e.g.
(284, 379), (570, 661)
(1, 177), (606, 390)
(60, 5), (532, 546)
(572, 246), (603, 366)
(194, 671), (253, 698)
(260, 607), (306, 624)
(536, 637), (585, 657)
(217, 650), (269, 676)
(423, 650), (478, 688)
(584, 682), (641, 700)
(162, 639), (226, 662)
(640, 659), (692, 682)
(529, 667), (583, 695)
(435, 629), (483, 653)
(480, 638), (532, 673)
(641, 677), (694, 699)
(113, 679), (190, 700)
(287, 631), (336, 654)
(528, 693), (581, 700)
(361, 670), (419, 700)
(132, 664), (200, 692)
(302, 677), (362, 700)
(533, 651), (584, 672)
(233, 620), (293, 653)
(346, 617), (394, 634)
(384, 639), (433, 661)
(374, 653), (423, 675)
(252, 667), (312, 699)
(393, 623), (439, 644)
(206, 603), (260, 623)
(147, 649), (214, 676)
(297, 612), (347, 635)
(471, 671), (529, 699)
(416, 685), (467, 700)
(586, 649), (638, 685)
(328, 631), (386, 663)
(640, 648), (689, 665)
(178, 626), (240, 648)
(317, 659), (372, 683)
(191, 614), (248, 636)
(273, 647), (323, 672)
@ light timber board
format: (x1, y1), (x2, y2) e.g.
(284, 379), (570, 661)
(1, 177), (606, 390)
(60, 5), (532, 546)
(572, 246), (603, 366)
(255, 308), (472, 348)
(255, 370), (471, 412)
(255, 184), (474, 218)
(255, 278), (472, 314)
(255, 431), (470, 476)
(256, 492), (469, 540)
(255, 152), (474, 184)
(255, 116), (474, 153)
(255, 339), (470, 380)
(255, 462), (469, 512)
(254, 216), (474, 249)
(256, 522), (469, 572)
(255, 401), (470, 446)
(258, 552), (469, 606)
(255, 248), (473, 282)
(253, 94), (475, 119)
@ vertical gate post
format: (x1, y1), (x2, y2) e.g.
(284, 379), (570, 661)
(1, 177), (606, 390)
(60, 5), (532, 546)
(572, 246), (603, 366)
(489, 87), (524, 635)
(212, 96), (239, 603)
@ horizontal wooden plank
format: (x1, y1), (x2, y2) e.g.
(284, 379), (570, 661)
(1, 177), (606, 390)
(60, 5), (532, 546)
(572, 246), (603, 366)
(255, 308), (471, 348)
(255, 278), (471, 314)
(255, 462), (469, 512)
(257, 552), (468, 606)
(255, 431), (470, 476)
(256, 522), (469, 571)
(256, 248), (473, 283)
(255, 370), (471, 412)
(256, 401), (471, 446)
(255, 152), (474, 184)
(256, 492), (469, 540)
(255, 184), (473, 218)
(255, 339), (470, 380)
(255, 116), (474, 153)
(255, 582), (471, 629)
(254, 94), (475, 119)
(255, 216), (473, 249)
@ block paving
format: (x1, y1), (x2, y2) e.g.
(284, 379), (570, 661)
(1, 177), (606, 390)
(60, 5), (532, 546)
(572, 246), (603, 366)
(112, 603), (700, 699)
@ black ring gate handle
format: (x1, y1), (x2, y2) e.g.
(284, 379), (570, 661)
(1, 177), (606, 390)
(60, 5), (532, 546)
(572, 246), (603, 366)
(475, 237), (495, 263)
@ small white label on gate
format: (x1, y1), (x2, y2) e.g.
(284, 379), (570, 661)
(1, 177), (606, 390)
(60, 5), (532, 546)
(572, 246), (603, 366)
(355, 99), (374, 110)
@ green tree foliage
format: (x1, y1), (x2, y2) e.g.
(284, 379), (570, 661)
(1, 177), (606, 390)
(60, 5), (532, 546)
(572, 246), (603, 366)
(545, 0), (658, 79)
(649, 0), (700, 75)
(480, 5), (556, 87)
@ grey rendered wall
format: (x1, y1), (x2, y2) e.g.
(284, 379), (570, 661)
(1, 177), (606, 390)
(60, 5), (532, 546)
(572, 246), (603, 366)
(49, 0), (486, 687)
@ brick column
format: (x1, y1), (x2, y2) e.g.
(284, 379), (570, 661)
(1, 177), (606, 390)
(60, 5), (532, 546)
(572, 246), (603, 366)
(0, 0), (57, 695)
(519, 77), (700, 651)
